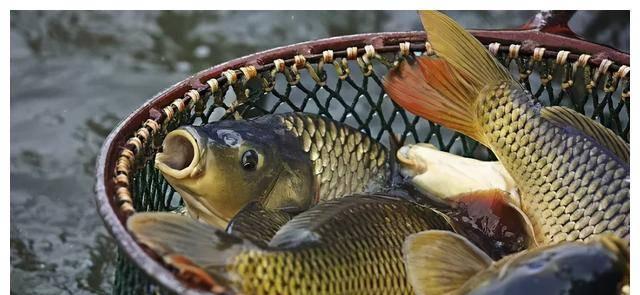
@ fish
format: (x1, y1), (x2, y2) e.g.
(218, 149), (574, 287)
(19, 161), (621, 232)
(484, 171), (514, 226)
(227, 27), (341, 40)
(383, 11), (630, 244)
(155, 112), (390, 228)
(397, 143), (519, 202)
(403, 230), (629, 295)
(128, 194), (454, 294)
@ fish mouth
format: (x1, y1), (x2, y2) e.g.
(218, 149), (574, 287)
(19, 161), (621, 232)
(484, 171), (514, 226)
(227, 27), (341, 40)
(397, 145), (427, 176)
(155, 128), (204, 179)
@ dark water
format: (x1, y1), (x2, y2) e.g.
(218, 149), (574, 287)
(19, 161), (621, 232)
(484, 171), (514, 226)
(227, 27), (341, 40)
(10, 11), (628, 294)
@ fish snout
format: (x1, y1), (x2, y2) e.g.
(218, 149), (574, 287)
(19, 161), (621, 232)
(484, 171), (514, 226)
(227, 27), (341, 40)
(155, 127), (205, 179)
(396, 145), (428, 177)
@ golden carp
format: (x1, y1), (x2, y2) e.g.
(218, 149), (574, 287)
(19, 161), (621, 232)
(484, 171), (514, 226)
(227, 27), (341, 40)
(128, 195), (453, 294)
(155, 112), (389, 228)
(384, 11), (630, 244)
(403, 230), (628, 295)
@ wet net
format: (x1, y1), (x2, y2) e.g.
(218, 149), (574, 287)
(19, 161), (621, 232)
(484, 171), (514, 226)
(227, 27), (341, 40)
(110, 40), (630, 294)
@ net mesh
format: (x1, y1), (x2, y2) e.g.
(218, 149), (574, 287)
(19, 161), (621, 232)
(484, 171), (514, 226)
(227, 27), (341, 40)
(112, 43), (630, 295)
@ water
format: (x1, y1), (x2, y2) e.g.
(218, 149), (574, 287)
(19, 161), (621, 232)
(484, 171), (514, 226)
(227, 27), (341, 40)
(10, 11), (628, 294)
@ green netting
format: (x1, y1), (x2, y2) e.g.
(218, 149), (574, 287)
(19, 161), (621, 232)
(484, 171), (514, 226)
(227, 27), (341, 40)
(112, 45), (630, 295)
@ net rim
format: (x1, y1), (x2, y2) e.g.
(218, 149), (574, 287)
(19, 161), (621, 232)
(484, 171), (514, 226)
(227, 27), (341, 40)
(95, 29), (630, 294)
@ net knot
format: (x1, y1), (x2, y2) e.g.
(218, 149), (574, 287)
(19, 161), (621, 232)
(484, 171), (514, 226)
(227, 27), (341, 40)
(577, 54), (591, 67)
(186, 89), (201, 105)
(162, 105), (175, 121)
(206, 78), (219, 93)
(508, 44), (521, 59)
(347, 47), (358, 60)
(294, 55), (306, 68)
(171, 98), (186, 113)
(598, 59), (613, 75)
(116, 155), (131, 176)
(223, 69), (238, 84)
(115, 174), (129, 187)
(488, 42), (501, 56)
(322, 50), (334, 63)
(591, 59), (613, 90)
(136, 127), (150, 143)
(240, 66), (257, 80)
(116, 187), (132, 205)
(120, 148), (135, 162)
(424, 42), (434, 56)
(556, 50), (570, 65)
(273, 59), (286, 73)
(120, 203), (135, 217)
(561, 80), (574, 89)
(364, 45), (376, 58)
(127, 137), (143, 153)
(616, 65), (630, 79)
(399, 42), (410, 56)
(144, 119), (160, 135)
(533, 47), (546, 61)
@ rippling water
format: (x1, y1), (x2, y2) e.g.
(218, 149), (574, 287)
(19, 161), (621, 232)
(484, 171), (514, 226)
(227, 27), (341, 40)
(10, 11), (628, 294)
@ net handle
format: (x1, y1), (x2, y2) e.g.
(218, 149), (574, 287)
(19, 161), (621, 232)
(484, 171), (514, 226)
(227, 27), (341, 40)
(521, 10), (577, 37)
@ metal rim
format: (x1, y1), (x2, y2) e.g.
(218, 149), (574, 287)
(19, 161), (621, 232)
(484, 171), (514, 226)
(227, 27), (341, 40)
(95, 13), (630, 294)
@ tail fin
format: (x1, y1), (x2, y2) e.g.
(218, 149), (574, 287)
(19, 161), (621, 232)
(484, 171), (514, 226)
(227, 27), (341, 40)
(127, 212), (257, 292)
(403, 230), (492, 295)
(384, 11), (512, 145)
(418, 11), (510, 85)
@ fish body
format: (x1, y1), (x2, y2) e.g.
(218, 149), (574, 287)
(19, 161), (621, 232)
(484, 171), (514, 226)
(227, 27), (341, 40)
(403, 231), (628, 295)
(384, 11), (630, 244)
(225, 202), (293, 247)
(155, 112), (389, 228)
(128, 195), (453, 294)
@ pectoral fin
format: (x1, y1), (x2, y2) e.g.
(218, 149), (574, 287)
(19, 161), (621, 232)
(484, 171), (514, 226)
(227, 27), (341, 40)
(403, 230), (492, 295)
(127, 212), (256, 292)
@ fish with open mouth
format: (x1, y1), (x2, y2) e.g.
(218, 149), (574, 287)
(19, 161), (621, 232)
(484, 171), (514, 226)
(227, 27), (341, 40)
(154, 112), (389, 228)
(384, 11), (630, 244)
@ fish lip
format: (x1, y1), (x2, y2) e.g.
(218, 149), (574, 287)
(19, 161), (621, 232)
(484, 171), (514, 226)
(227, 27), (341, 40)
(155, 127), (205, 180)
(396, 145), (427, 176)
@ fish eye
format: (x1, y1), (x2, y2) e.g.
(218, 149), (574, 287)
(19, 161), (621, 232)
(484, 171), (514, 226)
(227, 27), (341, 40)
(241, 149), (259, 171)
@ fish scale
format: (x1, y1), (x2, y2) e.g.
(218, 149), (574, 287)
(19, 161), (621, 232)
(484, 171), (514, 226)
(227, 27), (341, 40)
(479, 82), (630, 244)
(224, 197), (452, 295)
(278, 113), (389, 202)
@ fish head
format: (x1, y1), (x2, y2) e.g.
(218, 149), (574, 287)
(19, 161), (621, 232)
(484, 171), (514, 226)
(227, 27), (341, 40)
(397, 143), (519, 202)
(155, 119), (313, 228)
(396, 143), (437, 178)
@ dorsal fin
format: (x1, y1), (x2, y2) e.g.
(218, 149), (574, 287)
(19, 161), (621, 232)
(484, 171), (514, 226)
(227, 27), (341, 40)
(541, 106), (629, 163)
(269, 195), (410, 249)
(403, 230), (493, 295)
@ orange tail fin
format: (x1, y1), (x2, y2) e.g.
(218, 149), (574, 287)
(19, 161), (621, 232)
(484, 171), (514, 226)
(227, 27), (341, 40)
(384, 58), (486, 143)
(383, 11), (513, 145)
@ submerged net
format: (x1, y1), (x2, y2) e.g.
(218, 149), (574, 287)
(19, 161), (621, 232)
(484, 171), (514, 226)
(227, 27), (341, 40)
(111, 40), (630, 294)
